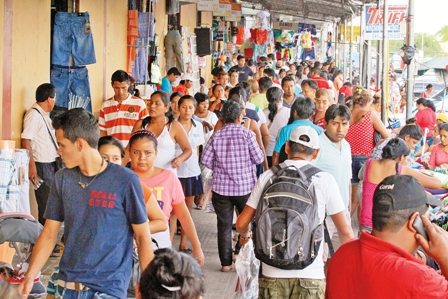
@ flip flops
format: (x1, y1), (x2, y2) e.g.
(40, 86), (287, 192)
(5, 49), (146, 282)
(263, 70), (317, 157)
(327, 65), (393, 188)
(179, 246), (192, 254)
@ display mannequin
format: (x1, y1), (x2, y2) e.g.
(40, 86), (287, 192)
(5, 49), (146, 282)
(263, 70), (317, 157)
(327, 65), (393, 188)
(164, 15), (184, 73)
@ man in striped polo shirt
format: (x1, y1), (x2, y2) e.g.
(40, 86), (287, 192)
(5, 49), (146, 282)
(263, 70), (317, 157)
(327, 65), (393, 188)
(99, 70), (148, 147)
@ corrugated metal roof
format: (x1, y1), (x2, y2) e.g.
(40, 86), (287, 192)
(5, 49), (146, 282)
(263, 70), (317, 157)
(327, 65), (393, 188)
(240, 0), (378, 22)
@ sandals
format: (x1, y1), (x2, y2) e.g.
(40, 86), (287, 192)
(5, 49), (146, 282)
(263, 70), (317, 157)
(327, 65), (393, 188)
(221, 265), (234, 272)
(179, 246), (192, 254)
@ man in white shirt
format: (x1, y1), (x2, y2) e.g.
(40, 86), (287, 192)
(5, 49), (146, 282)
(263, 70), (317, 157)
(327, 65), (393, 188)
(237, 126), (353, 299)
(21, 83), (58, 225)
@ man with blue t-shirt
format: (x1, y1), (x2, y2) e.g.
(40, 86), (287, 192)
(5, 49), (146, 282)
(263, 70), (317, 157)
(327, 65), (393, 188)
(272, 97), (323, 166)
(161, 67), (181, 94)
(19, 108), (153, 299)
(228, 55), (254, 83)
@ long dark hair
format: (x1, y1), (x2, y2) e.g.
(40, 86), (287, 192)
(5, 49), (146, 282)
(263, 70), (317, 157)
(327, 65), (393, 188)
(266, 87), (283, 122)
(142, 91), (174, 129)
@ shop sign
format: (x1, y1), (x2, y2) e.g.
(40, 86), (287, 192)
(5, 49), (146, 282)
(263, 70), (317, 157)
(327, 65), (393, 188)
(273, 21), (299, 31)
(362, 4), (408, 40)
(213, 0), (232, 16)
(226, 4), (242, 21)
(339, 25), (361, 42)
(198, 0), (219, 11)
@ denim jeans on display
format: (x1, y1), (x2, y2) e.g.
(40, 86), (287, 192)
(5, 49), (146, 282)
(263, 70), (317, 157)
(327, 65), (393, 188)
(57, 286), (119, 299)
(212, 191), (250, 267)
(52, 12), (96, 66)
(51, 66), (92, 112)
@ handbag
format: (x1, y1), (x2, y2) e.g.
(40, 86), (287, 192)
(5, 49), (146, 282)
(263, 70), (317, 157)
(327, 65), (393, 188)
(32, 108), (65, 171)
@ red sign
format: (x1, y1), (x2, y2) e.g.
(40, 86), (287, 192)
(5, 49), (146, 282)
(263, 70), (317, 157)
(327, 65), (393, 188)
(366, 6), (407, 25)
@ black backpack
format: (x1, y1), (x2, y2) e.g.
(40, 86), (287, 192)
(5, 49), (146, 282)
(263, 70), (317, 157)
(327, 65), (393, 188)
(253, 163), (324, 270)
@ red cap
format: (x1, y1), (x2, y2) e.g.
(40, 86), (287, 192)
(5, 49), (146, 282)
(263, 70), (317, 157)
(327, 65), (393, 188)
(339, 85), (353, 97)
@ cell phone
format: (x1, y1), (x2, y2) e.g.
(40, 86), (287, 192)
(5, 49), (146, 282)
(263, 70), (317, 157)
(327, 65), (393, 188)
(413, 216), (429, 241)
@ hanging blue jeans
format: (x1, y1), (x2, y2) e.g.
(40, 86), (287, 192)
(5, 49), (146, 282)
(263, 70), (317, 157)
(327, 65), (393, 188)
(52, 12), (96, 66)
(51, 66), (92, 113)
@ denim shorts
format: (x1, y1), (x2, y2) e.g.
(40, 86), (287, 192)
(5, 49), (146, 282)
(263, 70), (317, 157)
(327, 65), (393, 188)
(52, 12), (96, 66)
(351, 155), (368, 185)
(50, 66), (92, 112)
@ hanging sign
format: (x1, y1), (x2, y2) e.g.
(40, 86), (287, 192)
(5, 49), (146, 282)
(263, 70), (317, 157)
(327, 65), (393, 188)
(273, 22), (299, 31)
(213, 0), (232, 17)
(362, 4), (408, 40)
(226, 4), (242, 21)
(198, 0), (219, 11)
(339, 25), (361, 42)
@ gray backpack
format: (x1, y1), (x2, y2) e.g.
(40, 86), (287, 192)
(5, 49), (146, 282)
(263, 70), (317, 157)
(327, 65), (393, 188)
(253, 163), (324, 270)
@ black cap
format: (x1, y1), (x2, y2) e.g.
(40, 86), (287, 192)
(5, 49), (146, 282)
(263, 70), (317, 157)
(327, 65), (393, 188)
(373, 175), (441, 212)
(237, 55), (245, 61)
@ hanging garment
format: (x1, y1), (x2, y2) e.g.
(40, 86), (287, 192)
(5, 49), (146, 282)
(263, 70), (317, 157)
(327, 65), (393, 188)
(255, 29), (267, 45)
(256, 10), (270, 31)
(300, 48), (316, 61)
(132, 12), (150, 82)
(52, 12), (96, 66)
(0, 149), (15, 212)
(51, 65), (92, 112)
(12, 149), (30, 214)
(164, 30), (184, 73)
(127, 10), (139, 74)
(236, 27), (244, 45)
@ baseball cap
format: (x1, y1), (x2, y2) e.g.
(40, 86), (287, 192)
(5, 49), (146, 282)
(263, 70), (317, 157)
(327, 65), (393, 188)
(339, 85), (353, 97)
(237, 55), (245, 61)
(181, 73), (194, 82)
(373, 175), (441, 212)
(437, 113), (448, 123)
(289, 126), (319, 149)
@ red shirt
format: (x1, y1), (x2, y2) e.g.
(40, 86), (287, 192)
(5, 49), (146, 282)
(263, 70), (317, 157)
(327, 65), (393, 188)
(326, 232), (448, 299)
(172, 84), (190, 95)
(345, 110), (375, 156)
(310, 76), (330, 89)
(415, 108), (436, 137)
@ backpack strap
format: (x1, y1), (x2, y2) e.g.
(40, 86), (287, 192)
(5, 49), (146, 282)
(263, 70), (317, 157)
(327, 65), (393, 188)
(299, 163), (322, 185)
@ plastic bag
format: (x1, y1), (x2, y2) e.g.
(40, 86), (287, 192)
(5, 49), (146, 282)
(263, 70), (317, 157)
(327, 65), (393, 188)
(234, 239), (260, 299)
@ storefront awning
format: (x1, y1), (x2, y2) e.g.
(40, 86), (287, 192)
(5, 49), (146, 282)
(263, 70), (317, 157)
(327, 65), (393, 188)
(240, 0), (377, 22)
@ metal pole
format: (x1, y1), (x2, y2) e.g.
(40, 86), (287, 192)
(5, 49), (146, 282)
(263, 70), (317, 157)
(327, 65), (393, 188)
(349, 14), (354, 83)
(343, 19), (347, 80)
(381, 1), (389, 123)
(367, 40), (372, 88)
(376, 40), (382, 94)
(358, 8), (364, 86)
(406, 0), (415, 119)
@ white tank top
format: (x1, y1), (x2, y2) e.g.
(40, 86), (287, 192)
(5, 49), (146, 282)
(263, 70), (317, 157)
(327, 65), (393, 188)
(154, 124), (177, 174)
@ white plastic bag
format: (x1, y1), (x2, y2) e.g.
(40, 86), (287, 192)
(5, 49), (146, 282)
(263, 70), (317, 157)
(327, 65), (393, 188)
(234, 239), (260, 299)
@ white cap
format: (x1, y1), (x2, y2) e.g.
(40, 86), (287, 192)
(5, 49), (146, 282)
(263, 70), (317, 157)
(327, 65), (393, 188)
(289, 126), (319, 149)
(181, 73), (194, 82)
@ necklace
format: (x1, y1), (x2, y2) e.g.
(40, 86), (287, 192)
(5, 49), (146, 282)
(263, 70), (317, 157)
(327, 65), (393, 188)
(290, 156), (306, 161)
(78, 159), (105, 189)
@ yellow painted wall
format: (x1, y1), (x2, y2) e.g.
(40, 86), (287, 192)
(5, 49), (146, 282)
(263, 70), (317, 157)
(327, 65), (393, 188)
(2, 0), (128, 143)
(180, 4), (196, 31)
(0, 3), (4, 137)
(10, 0), (51, 142)
(154, 2), (168, 75)
(79, 1), (128, 113)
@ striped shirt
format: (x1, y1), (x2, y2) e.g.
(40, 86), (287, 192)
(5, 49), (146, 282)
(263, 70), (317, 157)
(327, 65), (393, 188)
(98, 94), (148, 147)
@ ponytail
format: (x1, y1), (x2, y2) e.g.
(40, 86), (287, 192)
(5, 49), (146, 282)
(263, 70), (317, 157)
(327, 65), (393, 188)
(266, 87), (283, 122)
